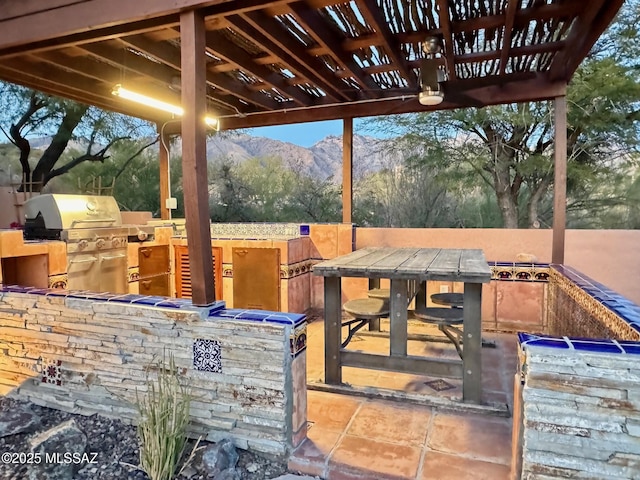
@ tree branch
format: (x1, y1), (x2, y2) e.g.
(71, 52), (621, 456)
(113, 137), (159, 181)
(44, 135), (130, 183)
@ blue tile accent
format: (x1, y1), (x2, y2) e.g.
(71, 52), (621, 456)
(299, 225), (310, 236)
(106, 294), (143, 303)
(619, 342), (640, 355)
(572, 341), (623, 353)
(0, 284), (33, 293)
(131, 296), (166, 306)
(153, 300), (183, 309)
(518, 332), (640, 355)
(211, 308), (306, 326)
(551, 264), (640, 330)
(45, 290), (69, 297)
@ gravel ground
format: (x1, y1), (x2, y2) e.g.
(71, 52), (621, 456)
(0, 397), (289, 480)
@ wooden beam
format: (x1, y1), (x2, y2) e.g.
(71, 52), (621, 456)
(180, 9), (215, 306)
(452, 0), (583, 34)
(0, 58), (167, 122)
(119, 33), (281, 110)
(289, 1), (379, 92)
(458, 41), (565, 64)
(79, 41), (182, 89)
(342, 117), (353, 224)
(357, 0), (417, 89)
(0, 16), (179, 60)
(499, 0), (518, 76)
(549, 0), (623, 81)
(157, 125), (171, 220)
(231, 11), (352, 101)
(552, 95), (567, 265)
(205, 29), (313, 106)
(189, 76), (566, 131)
(0, 0), (229, 49)
(435, 0), (457, 81)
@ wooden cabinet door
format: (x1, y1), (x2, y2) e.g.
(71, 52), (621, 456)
(232, 247), (280, 311)
(139, 245), (169, 278)
(139, 274), (169, 296)
(174, 245), (223, 300)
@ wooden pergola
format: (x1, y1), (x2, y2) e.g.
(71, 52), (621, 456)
(0, 0), (623, 305)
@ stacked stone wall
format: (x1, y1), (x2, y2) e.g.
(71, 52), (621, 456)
(0, 290), (307, 456)
(519, 346), (640, 479)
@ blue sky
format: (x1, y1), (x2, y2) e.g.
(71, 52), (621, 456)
(246, 118), (375, 147)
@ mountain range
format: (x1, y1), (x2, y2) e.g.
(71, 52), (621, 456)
(202, 133), (400, 181)
(2, 133), (400, 186)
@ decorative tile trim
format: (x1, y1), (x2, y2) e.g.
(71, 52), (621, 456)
(128, 266), (140, 283)
(210, 223), (304, 239)
(222, 263), (233, 278)
(290, 324), (307, 357)
(48, 274), (68, 290)
(211, 308), (306, 327)
(221, 260), (318, 279)
(280, 260), (317, 280)
(193, 339), (222, 373)
(489, 262), (550, 282)
(41, 358), (63, 386)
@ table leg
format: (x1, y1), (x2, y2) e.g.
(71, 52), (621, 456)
(415, 281), (427, 312)
(389, 279), (408, 356)
(367, 278), (381, 332)
(324, 276), (342, 384)
(463, 282), (482, 403)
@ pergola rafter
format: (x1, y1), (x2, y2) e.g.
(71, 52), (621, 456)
(0, 0), (623, 304)
(0, 0), (615, 128)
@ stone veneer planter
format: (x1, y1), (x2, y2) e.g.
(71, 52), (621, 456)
(0, 286), (307, 457)
(513, 265), (640, 479)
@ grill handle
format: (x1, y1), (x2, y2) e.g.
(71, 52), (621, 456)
(69, 256), (98, 264)
(101, 254), (127, 261)
(70, 218), (118, 227)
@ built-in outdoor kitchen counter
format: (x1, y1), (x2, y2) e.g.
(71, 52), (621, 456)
(0, 203), (354, 315)
(0, 229), (66, 289)
(167, 222), (324, 313)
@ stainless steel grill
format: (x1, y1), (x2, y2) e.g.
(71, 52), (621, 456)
(24, 194), (129, 294)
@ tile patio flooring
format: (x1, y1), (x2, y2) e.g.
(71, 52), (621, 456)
(289, 315), (519, 480)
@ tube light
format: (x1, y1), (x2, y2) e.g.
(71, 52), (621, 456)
(112, 84), (220, 130)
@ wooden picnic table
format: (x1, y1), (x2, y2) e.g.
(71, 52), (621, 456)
(313, 247), (491, 403)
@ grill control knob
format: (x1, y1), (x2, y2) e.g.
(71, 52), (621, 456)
(112, 237), (122, 248)
(96, 239), (106, 249)
(78, 240), (88, 250)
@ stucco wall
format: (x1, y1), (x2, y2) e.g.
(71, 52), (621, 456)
(355, 228), (640, 305)
(0, 289), (307, 456)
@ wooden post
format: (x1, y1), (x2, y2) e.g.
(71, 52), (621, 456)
(180, 9), (215, 306)
(342, 117), (353, 224)
(552, 96), (567, 264)
(158, 124), (171, 220)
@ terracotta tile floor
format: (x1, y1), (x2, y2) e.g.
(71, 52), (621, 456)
(289, 316), (517, 479)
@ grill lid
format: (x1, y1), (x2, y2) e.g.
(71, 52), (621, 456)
(24, 194), (122, 231)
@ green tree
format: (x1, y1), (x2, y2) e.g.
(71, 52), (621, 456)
(0, 83), (154, 192)
(368, 3), (640, 229)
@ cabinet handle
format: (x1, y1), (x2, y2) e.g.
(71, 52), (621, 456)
(140, 248), (151, 257)
(141, 280), (152, 289)
(235, 249), (248, 256)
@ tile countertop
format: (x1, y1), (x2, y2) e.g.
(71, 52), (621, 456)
(0, 229), (61, 258)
